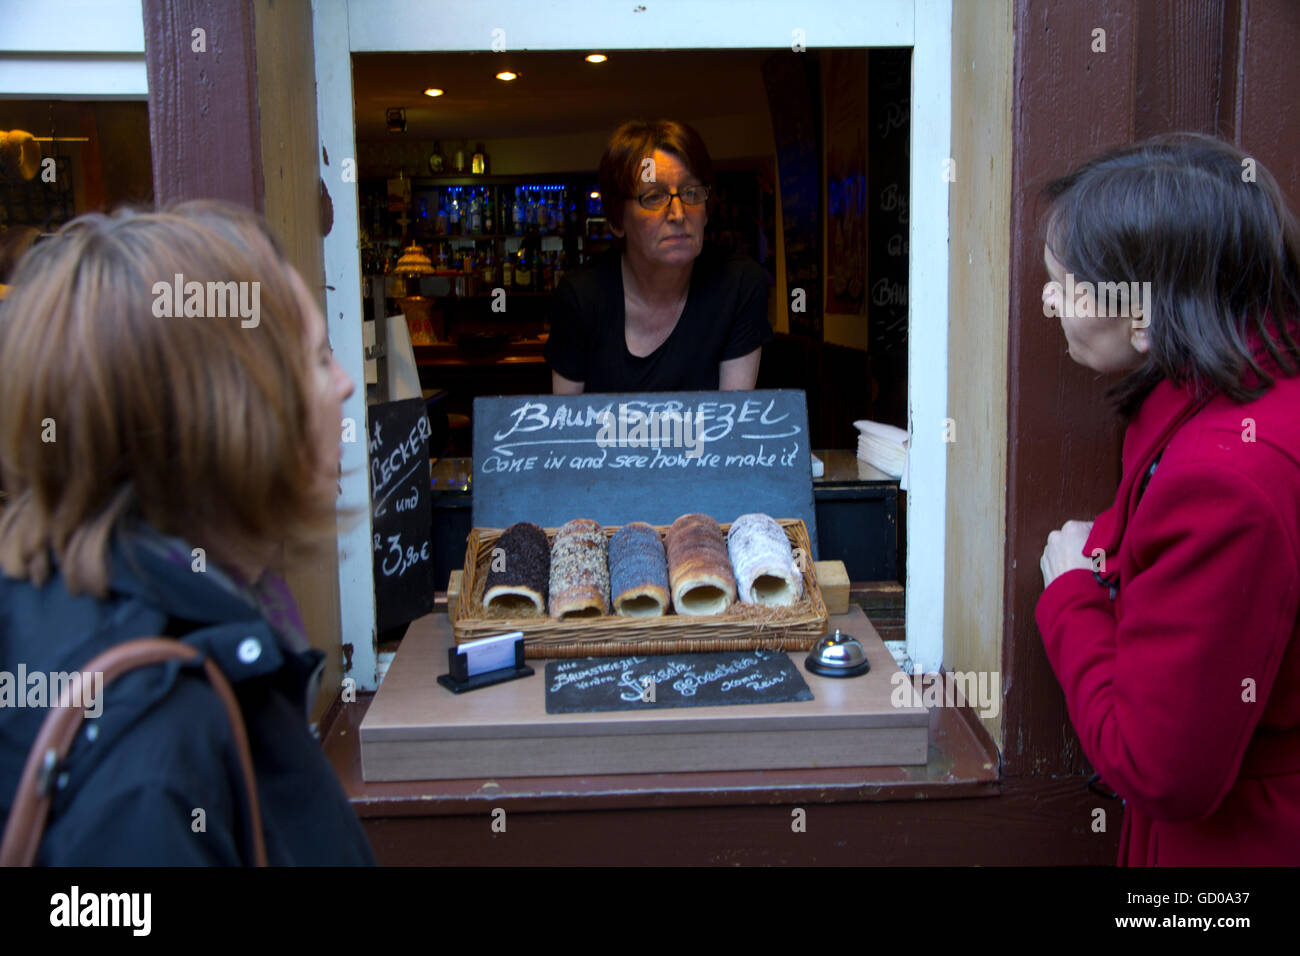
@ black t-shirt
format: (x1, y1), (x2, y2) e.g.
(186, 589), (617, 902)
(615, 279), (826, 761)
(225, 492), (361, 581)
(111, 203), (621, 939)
(544, 242), (773, 392)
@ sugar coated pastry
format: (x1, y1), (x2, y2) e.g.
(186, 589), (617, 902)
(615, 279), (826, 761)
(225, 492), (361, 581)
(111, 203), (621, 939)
(482, 521), (550, 616)
(665, 513), (737, 615)
(549, 518), (610, 619)
(609, 522), (670, 617)
(727, 513), (803, 607)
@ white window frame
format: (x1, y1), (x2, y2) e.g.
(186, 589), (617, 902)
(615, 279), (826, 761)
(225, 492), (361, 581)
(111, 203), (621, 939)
(313, 0), (951, 688)
(0, 0), (148, 98)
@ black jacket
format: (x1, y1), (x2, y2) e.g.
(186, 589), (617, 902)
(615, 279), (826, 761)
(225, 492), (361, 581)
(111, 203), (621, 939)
(0, 522), (375, 865)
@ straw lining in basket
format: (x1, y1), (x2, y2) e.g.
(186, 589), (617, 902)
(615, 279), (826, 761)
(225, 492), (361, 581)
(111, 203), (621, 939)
(454, 519), (828, 658)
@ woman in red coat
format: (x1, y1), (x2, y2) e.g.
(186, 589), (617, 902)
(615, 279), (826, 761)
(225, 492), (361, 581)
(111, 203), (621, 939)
(1036, 133), (1300, 865)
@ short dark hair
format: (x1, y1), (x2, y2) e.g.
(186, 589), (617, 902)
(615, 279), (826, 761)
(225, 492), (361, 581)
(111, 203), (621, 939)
(597, 119), (715, 233)
(1041, 132), (1300, 416)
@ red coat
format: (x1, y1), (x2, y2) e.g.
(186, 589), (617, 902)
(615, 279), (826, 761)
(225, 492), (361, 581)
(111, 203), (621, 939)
(1036, 325), (1300, 865)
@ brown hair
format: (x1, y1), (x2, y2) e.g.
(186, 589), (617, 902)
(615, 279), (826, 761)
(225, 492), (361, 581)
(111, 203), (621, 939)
(597, 119), (715, 234)
(1041, 132), (1300, 416)
(0, 201), (344, 596)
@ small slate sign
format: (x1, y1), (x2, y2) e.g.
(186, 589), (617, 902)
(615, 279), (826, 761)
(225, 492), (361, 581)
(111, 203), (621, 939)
(369, 398), (435, 632)
(544, 650), (814, 714)
(473, 389), (818, 557)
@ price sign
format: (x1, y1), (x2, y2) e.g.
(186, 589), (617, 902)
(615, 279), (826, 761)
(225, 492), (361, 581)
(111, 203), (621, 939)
(369, 398), (435, 632)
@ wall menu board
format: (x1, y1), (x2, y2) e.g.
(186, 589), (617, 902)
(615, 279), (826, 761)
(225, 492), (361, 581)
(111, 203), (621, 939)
(762, 50), (823, 339)
(472, 389), (819, 558)
(867, 48), (912, 429)
(825, 49), (868, 316)
(369, 398), (436, 633)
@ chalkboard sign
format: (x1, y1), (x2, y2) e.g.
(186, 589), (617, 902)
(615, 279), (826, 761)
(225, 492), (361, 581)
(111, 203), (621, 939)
(544, 650), (813, 714)
(369, 398), (435, 632)
(472, 389), (818, 557)
(867, 48), (911, 427)
(762, 51), (823, 338)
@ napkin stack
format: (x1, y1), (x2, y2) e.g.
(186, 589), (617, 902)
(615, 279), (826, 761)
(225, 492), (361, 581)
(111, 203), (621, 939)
(853, 420), (910, 489)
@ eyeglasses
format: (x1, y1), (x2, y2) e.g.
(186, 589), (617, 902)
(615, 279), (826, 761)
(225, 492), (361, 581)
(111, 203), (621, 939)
(633, 184), (710, 211)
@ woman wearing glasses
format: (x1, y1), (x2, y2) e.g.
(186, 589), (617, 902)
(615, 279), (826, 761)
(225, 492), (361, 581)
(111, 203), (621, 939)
(545, 119), (772, 393)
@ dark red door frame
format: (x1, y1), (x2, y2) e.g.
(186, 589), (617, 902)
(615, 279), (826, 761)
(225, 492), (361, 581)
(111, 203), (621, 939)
(1002, 0), (1300, 779)
(143, 0), (264, 211)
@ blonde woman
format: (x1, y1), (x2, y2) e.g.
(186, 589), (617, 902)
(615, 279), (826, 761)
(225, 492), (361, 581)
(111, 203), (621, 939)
(0, 202), (374, 864)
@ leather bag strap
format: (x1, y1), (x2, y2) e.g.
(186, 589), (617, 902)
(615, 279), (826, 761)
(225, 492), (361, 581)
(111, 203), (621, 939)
(0, 637), (267, 867)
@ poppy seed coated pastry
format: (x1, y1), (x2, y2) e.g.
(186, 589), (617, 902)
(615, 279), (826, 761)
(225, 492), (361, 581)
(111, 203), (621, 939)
(482, 521), (550, 616)
(609, 522), (670, 617)
(549, 518), (610, 619)
(727, 513), (803, 607)
(665, 513), (737, 615)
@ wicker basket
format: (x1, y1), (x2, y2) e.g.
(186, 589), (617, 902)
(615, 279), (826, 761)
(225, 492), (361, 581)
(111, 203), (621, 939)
(453, 518), (829, 658)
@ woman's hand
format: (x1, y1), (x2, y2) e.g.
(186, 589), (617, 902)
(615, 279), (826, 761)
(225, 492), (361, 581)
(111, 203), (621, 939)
(1040, 519), (1095, 589)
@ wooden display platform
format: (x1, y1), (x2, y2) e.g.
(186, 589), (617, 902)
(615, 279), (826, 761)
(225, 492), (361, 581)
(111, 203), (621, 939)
(360, 606), (928, 781)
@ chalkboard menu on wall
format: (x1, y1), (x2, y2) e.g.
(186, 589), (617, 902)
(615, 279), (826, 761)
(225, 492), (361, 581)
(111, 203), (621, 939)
(472, 389), (818, 558)
(762, 51), (823, 339)
(867, 48), (911, 428)
(824, 49), (868, 317)
(369, 398), (436, 632)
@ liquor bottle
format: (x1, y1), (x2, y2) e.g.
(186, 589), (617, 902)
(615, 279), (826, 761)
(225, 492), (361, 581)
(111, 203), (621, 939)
(535, 189), (549, 234)
(554, 250), (566, 288)
(428, 141), (445, 174)
(448, 190), (461, 234)
(468, 189), (482, 234)
(483, 189), (495, 234)
(514, 243), (532, 290)
(481, 250), (495, 287)
(453, 141), (466, 174)
(512, 188), (524, 235)
(471, 142), (487, 175)
(435, 193), (448, 235)
(542, 250), (555, 291)
(501, 252), (514, 288)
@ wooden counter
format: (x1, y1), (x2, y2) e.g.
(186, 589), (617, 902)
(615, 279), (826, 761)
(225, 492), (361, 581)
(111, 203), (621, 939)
(360, 607), (928, 781)
(313, 603), (1094, 865)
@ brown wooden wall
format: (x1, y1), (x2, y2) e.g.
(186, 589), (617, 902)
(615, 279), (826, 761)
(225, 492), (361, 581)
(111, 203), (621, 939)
(1002, 0), (1300, 777)
(143, 0), (341, 721)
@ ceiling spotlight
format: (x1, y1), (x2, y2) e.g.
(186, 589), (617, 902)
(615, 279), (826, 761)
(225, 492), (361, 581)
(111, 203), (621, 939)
(495, 71), (518, 81)
(585, 54), (607, 63)
(423, 88), (444, 97)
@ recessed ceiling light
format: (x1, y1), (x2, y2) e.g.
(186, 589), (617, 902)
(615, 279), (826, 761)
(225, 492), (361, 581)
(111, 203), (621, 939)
(585, 54), (607, 64)
(589, 191), (600, 200)
(496, 71), (518, 81)
(424, 88), (444, 97)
